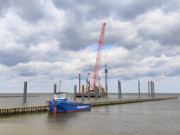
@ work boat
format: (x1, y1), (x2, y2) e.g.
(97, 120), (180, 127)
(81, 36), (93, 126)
(46, 93), (91, 113)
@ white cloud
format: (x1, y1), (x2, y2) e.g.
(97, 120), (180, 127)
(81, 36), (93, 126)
(0, 0), (180, 93)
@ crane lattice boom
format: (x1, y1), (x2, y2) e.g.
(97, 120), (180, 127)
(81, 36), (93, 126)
(92, 22), (106, 88)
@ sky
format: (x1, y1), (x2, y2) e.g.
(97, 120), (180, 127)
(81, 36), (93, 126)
(0, 0), (180, 93)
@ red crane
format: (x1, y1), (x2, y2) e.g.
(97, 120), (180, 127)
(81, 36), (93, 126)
(92, 22), (106, 88)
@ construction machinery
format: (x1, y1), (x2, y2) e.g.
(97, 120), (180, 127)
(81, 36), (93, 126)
(81, 22), (108, 97)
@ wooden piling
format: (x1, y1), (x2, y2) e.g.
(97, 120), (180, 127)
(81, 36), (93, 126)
(90, 97), (178, 106)
(74, 85), (77, 100)
(88, 85), (90, 99)
(138, 80), (140, 98)
(148, 81), (150, 97)
(95, 86), (99, 99)
(0, 106), (48, 116)
(54, 84), (57, 94)
(23, 81), (27, 103)
(82, 85), (84, 101)
(118, 80), (122, 98)
(152, 81), (155, 98)
(153, 82), (155, 97)
(150, 81), (153, 97)
(79, 72), (81, 93)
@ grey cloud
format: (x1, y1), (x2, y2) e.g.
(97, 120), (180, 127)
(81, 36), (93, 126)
(0, 0), (11, 13)
(59, 25), (95, 51)
(52, 0), (165, 20)
(1, 0), (180, 81)
(0, 0), (45, 22)
(12, 0), (44, 22)
(51, 0), (168, 51)
(0, 50), (30, 66)
(19, 71), (37, 76)
(138, 24), (180, 46)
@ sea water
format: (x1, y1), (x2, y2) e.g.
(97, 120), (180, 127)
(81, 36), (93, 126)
(0, 93), (180, 135)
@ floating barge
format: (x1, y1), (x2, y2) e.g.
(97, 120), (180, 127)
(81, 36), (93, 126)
(46, 93), (91, 113)
(76, 93), (101, 97)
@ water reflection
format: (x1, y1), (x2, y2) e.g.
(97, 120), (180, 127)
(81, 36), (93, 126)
(46, 113), (78, 124)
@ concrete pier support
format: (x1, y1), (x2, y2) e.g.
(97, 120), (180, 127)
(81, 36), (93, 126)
(23, 81), (27, 103)
(74, 85), (77, 100)
(138, 80), (140, 98)
(82, 85), (84, 101)
(54, 84), (57, 94)
(118, 80), (122, 98)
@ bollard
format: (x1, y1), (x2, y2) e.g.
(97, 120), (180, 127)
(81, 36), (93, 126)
(118, 80), (122, 98)
(82, 85), (84, 101)
(74, 85), (77, 100)
(138, 80), (140, 98)
(23, 81), (27, 103)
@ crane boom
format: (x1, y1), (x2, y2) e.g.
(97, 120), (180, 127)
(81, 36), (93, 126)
(92, 22), (106, 88)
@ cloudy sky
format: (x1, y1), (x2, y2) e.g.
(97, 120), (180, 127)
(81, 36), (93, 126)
(0, 0), (180, 93)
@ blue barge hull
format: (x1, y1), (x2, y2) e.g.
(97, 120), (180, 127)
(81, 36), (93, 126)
(47, 99), (91, 113)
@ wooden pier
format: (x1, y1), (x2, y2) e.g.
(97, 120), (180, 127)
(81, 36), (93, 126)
(90, 97), (178, 106)
(0, 106), (47, 116)
(0, 97), (177, 116)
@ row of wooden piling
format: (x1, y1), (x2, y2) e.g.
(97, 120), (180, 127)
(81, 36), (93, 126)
(0, 106), (47, 116)
(0, 97), (177, 116)
(90, 97), (178, 106)
(118, 80), (156, 99)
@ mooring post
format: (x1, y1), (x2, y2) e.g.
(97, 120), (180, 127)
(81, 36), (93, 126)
(82, 85), (84, 101)
(54, 84), (57, 94)
(138, 80), (140, 98)
(23, 81), (27, 103)
(74, 85), (77, 100)
(88, 85), (90, 99)
(148, 81), (150, 97)
(118, 80), (122, 98)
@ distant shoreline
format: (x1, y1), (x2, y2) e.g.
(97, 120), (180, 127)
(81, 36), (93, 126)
(0, 95), (38, 98)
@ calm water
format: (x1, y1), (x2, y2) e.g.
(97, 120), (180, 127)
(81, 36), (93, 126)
(0, 93), (180, 135)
